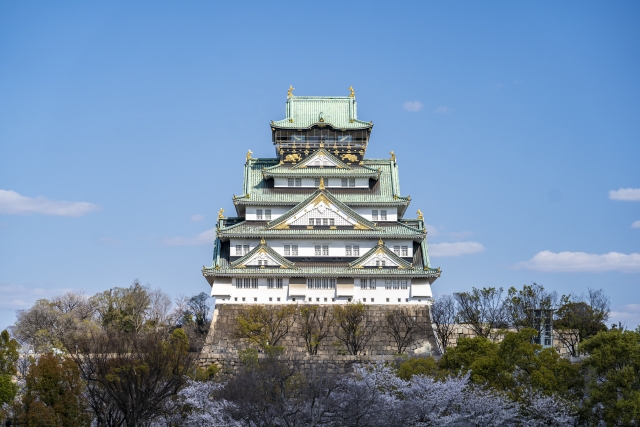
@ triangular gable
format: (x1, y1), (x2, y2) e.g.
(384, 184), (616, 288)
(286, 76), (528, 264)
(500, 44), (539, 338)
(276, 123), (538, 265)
(349, 240), (414, 269)
(292, 148), (350, 169)
(267, 189), (378, 230)
(231, 239), (297, 269)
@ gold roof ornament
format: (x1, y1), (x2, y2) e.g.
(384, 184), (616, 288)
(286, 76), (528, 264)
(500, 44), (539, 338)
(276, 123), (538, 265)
(390, 151), (396, 163)
(378, 238), (384, 246)
(318, 177), (325, 190)
(348, 86), (355, 97)
(288, 85), (295, 98)
(218, 208), (225, 219)
(246, 150), (253, 162)
(417, 209), (424, 220)
(260, 237), (266, 245)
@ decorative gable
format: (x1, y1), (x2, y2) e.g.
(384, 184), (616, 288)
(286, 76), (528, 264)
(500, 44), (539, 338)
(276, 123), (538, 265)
(292, 148), (350, 169)
(349, 240), (414, 269)
(267, 189), (378, 230)
(230, 239), (296, 269)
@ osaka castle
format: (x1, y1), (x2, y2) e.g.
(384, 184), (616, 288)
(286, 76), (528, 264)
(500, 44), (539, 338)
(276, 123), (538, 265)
(203, 87), (441, 305)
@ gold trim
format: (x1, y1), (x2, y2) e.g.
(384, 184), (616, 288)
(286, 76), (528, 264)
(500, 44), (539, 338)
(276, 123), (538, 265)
(260, 237), (266, 245)
(218, 208), (225, 219)
(378, 238), (384, 246)
(319, 177), (325, 190)
(246, 150), (253, 162)
(390, 151), (396, 163)
(417, 209), (424, 220)
(287, 85), (294, 98)
(348, 86), (355, 97)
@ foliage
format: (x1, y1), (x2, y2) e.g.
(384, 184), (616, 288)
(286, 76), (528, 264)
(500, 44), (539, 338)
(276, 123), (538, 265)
(0, 330), (20, 405)
(579, 329), (640, 426)
(91, 280), (152, 333)
(454, 287), (508, 338)
(10, 352), (91, 427)
(555, 288), (610, 357)
(429, 294), (457, 352)
(505, 283), (557, 343)
(333, 302), (379, 355)
(384, 307), (423, 354)
(397, 356), (440, 380)
(235, 305), (296, 350)
(299, 305), (334, 355)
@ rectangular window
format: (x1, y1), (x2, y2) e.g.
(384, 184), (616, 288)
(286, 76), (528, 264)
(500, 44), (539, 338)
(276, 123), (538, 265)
(284, 245), (290, 256)
(236, 278), (243, 288)
(394, 246), (400, 255)
(258, 260), (268, 266)
(385, 279), (392, 289)
(330, 218), (335, 226)
(392, 279), (399, 289)
(308, 278), (335, 289)
(381, 210), (387, 220)
(243, 245), (250, 255)
(276, 278), (283, 289)
(360, 279), (376, 290)
(295, 178), (302, 186)
(376, 260), (386, 267)
(251, 278), (258, 289)
(244, 278), (251, 289)
(353, 245), (359, 256)
(315, 245), (321, 256)
(288, 178), (294, 186)
(400, 279), (408, 289)
(291, 245), (298, 256)
(322, 245), (329, 256)
(345, 245), (352, 256)
(236, 245), (242, 256)
(341, 178), (348, 187)
(314, 178), (321, 187)
(372, 210), (378, 221)
(265, 209), (271, 220)
(401, 246), (408, 256)
(322, 218), (328, 226)
(349, 178), (355, 187)
(256, 209), (263, 220)
(309, 218), (314, 226)
(267, 278), (274, 289)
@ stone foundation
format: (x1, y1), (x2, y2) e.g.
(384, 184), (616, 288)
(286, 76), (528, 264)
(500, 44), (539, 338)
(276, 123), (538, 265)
(198, 304), (440, 371)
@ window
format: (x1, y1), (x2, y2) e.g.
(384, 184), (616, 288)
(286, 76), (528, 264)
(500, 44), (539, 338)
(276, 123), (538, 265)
(381, 210), (387, 220)
(349, 178), (355, 187)
(376, 260), (386, 267)
(256, 209), (263, 220)
(284, 245), (290, 256)
(353, 245), (360, 256)
(371, 298), (374, 302)
(322, 245), (329, 256)
(244, 278), (251, 289)
(323, 218), (328, 226)
(277, 297), (281, 301)
(345, 245), (352, 256)
(258, 260), (268, 266)
(360, 279), (376, 289)
(400, 279), (408, 289)
(307, 278), (336, 289)
(314, 178), (321, 187)
(401, 246), (408, 256)
(291, 245), (298, 256)
(295, 178), (302, 186)
(267, 278), (274, 289)
(394, 246), (400, 255)
(341, 178), (348, 187)
(288, 178), (294, 186)
(315, 245), (321, 256)
(372, 210), (378, 220)
(269, 297), (272, 301)
(265, 209), (271, 220)
(236, 245), (242, 256)
(254, 297), (257, 302)
(276, 278), (283, 289)
(386, 298), (389, 302)
(309, 218), (314, 226)
(235, 278), (242, 288)
(243, 245), (249, 255)
(251, 278), (258, 289)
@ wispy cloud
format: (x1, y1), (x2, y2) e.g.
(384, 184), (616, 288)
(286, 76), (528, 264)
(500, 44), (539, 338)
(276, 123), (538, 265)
(0, 190), (100, 217)
(430, 241), (486, 257)
(435, 106), (451, 114)
(609, 188), (640, 201)
(163, 228), (217, 246)
(517, 250), (640, 273)
(0, 282), (70, 311)
(403, 101), (423, 112)
(190, 214), (205, 222)
(632, 220), (640, 229)
(610, 303), (640, 328)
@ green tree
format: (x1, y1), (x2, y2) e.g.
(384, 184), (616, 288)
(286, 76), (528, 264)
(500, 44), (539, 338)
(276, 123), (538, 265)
(92, 280), (152, 333)
(12, 353), (91, 427)
(397, 356), (440, 380)
(580, 329), (640, 426)
(0, 329), (19, 405)
(555, 288), (609, 357)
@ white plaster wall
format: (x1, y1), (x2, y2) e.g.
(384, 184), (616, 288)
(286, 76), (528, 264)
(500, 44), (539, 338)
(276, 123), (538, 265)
(229, 239), (414, 258)
(245, 206), (291, 221)
(273, 177), (368, 188)
(351, 207), (398, 222)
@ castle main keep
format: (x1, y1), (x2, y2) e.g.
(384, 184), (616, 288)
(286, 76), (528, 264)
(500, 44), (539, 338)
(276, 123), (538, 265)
(202, 87), (441, 306)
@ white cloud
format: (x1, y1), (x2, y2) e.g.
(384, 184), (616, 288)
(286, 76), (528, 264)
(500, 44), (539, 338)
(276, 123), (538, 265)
(403, 101), (423, 112)
(430, 241), (486, 257)
(610, 303), (640, 328)
(163, 228), (217, 246)
(0, 189), (100, 217)
(609, 188), (640, 201)
(435, 106), (451, 114)
(518, 250), (640, 273)
(632, 220), (640, 229)
(0, 282), (70, 311)
(190, 214), (205, 222)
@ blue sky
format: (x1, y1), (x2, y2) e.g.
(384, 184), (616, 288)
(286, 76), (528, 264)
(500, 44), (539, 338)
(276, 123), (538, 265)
(1, 1), (639, 330)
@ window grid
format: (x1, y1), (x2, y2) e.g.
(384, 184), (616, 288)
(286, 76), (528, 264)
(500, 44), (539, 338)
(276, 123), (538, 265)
(291, 245), (298, 256)
(349, 178), (355, 187)
(267, 278), (274, 289)
(284, 245), (290, 256)
(256, 209), (263, 220)
(307, 278), (336, 289)
(295, 178), (302, 186)
(381, 210), (387, 220)
(372, 210), (378, 221)
(401, 246), (408, 256)
(360, 279), (376, 289)
(376, 260), (386, 267)
(345, 245), (352, 256)
(265, 209), (271, 220)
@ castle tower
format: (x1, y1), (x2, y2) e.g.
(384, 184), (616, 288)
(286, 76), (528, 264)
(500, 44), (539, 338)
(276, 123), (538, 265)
(202, 88), (440, 306)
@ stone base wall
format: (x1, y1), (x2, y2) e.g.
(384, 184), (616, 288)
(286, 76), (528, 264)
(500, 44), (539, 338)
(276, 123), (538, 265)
(198, 304), (439, 371)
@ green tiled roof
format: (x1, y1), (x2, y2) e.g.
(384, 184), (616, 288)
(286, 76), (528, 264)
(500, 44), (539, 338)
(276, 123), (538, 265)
(218, 221), (425, 239)
(266, 188), (379, 230)
(235, 157), (410, 216)
(203, 265), (441, 278)
(271, 96), (372, 130)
